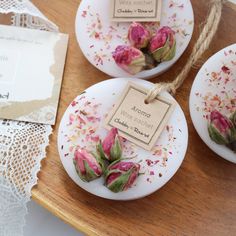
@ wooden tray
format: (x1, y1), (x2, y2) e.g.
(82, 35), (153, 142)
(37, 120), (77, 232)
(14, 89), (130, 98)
(26, 0), (236, 235)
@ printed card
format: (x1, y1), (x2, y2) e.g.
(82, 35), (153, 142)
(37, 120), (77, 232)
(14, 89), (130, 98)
(0, 25), (68, 125)
(105, 82), (176, 150)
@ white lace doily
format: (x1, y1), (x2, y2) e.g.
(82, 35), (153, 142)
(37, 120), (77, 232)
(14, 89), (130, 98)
(0, 1), (57, 235)
(0, 0), (58, 31)
(0, 120), (52, 236)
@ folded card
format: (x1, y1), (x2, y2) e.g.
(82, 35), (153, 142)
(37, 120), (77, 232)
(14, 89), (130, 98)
(0, 24), (68, 125)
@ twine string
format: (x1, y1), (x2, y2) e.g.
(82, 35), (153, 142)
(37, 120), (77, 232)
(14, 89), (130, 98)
(145, 0), (224, 104)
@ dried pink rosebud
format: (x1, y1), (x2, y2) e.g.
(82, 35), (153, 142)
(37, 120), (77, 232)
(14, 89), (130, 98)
(104, 160), (140, 193)
(149, 26), (176, 62)
(73, 148), (105, 182)
(112, 45), (146, 75)
(208, 110), (236, 145)
(97, 128), (122, 162)
(230, 110), (236, 127)
(229, 110), (236, 152)
(128, 22), (150, 49)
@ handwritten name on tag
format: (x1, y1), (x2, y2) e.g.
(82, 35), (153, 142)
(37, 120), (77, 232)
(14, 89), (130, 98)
(105, 82), (176, 151)
(110, 0), (162, 22)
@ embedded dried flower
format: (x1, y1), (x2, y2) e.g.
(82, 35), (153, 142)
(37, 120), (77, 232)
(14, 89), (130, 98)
(73, 148), (105, 182)
(230, 110), (236, 127)
(208, 110), (236, 145)
(149, 26), (176, 62)
(104, 160), (140, 193)
(128, 22), (150, 49)
(112, 45), (146, 74)
(97, 128), (122, 162)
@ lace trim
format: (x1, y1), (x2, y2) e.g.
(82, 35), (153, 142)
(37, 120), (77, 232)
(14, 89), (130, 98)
(0, 120), (52, 235)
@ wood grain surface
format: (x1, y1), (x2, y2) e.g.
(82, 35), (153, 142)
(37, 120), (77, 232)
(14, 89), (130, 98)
(29, 0), (236, 235)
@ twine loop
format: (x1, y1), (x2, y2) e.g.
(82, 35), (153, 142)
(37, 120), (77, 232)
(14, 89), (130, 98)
(145, 0), (224, 103)
(145, 83), (176, 104)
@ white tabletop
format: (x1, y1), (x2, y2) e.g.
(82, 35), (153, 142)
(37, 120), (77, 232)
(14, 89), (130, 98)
(24, 201), (83, 236)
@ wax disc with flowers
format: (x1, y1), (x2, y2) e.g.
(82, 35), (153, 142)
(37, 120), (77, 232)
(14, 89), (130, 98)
(190, 44), (236, 164)
(58, 78), (188, 200)
(75, 0), (194, 79)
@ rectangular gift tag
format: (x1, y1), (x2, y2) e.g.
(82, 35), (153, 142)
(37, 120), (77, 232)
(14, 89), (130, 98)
(105, 82), (176, 151)
(110, 0), (162, 22)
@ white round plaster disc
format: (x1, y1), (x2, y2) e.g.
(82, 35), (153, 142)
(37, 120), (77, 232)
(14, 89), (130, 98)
(58, 78), (188, 200)
(190, 44), (236, 164)
(75, 0), (194, 79)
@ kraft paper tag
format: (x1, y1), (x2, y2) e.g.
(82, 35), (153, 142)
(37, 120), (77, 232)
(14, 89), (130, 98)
(110, 0), (162, 22)
(105, 82), (176, 151)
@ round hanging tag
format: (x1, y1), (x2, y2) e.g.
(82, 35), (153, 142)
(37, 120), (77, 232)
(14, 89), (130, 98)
(75, 0), (194, 79)
(58, 78), (188, 200)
